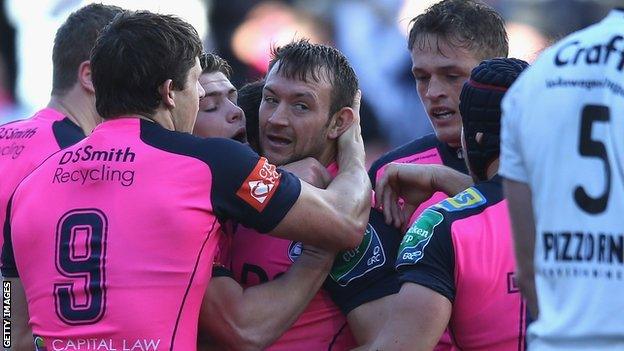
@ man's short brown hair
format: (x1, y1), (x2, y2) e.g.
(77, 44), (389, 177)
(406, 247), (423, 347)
(408, 0), (508, 60)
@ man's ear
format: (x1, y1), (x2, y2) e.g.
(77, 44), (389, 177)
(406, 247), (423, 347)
(78, 61), (95, 94)
(159, 79), (176, 108)
(327, 106), (355, 140)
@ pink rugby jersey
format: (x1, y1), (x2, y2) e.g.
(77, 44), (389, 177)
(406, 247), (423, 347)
(2, 117), (301, 351)
(396, 176), (527, 351)
(0, 108), (84, 253)
(227, 163), (357, 351)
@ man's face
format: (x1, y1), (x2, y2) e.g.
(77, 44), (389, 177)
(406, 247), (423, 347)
(193, 71), (247, 142)
(411, 35), (480, 147)
(172, 57), (205, 133)
(259, 64), (334, 166)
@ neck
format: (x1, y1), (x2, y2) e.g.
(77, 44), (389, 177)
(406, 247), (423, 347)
(47, 88), (100, 135)
(316, 144), (337, 168)
(148, 109), (175, 131)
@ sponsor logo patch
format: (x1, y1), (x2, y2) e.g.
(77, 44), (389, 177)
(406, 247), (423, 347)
(236, 157), (282, 212)
(433, 187), (486, 212)
(396, 209), (444, 268)
(330, 223), (386, 287)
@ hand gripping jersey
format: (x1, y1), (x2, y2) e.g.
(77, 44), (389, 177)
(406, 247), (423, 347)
(0, 108), (84, 254)
(500, 9), (624, 351)
(2, 118), (300, 351)
(396, 177), (527, 351)
(368, 134), (468, 226)
(227, 163), (356, 351)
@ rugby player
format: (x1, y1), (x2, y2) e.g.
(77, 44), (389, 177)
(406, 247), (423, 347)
(364, 2), (510, 349)
(368, 0), (508, 231)
(0, 4), (124, 349)
(191, 54), (343, 351)
(3, 11), (370, 350)
(501, 8), (624, 350)
(367, 57), (529, 351)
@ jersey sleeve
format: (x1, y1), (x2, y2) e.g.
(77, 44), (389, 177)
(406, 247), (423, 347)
(324, 209), (402, 314)
(367, 157), (386, 190)
(395, 208), (455, 302)
(206, 139), (301, 233)
(499, 79), (529, 183)
(1, 196), (18, 277)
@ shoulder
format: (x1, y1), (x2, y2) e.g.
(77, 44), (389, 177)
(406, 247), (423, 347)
(139, 120), (257, 166)
(371, 134), (439, 169)
(52, 117), (85, 148)
(369, 134), (440, 183)
(430, 178), (504, 223)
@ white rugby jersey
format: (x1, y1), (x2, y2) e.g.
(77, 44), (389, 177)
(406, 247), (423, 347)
(500, 8), (624, 351)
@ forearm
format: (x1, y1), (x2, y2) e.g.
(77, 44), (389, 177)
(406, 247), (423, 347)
(326, 164), (371, 241)
(431, 165), (474, 196)
(201, 250), (332, 350)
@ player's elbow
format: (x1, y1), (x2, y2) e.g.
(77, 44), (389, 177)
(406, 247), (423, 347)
(224, 327), (271, 351)
(335, 216), (367, 250)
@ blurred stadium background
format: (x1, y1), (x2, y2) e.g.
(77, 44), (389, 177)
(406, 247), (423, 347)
(0, 0), (620, 162)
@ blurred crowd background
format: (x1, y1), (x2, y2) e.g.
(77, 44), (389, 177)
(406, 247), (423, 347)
(0, 0), (620, 160)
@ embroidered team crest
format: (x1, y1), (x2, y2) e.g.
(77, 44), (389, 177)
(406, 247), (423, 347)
(236, 157), (282, 212)
(434, 187), (486, 212)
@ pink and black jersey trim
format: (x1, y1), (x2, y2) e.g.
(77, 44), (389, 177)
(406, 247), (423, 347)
(396, 177), (505, 301)
(52, 117), (85, 149)
(139, 120), (301, 233)
(368, 133), (467, 188)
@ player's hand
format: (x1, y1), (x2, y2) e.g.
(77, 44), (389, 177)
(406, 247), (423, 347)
(375, 163), (438, 228)
(337, 90), (365, 170)
(281, 157), (331, 189)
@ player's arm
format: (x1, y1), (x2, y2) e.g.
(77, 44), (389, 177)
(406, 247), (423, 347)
(2, 198), (32, 351)
(359, 208), (455, 350)
(324, 209), (403, 346)
(268, 91), (370, 250)
(504, 178), (538, 318)
(280, 157), (331, 189)
(500, 82), (538, 317)
(3, 278), (32, 351)
(346, 294), (397, 346)
(199, 245), (334, 351)
(376, 163), (473, 228)
(357, 283), (451, 351)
